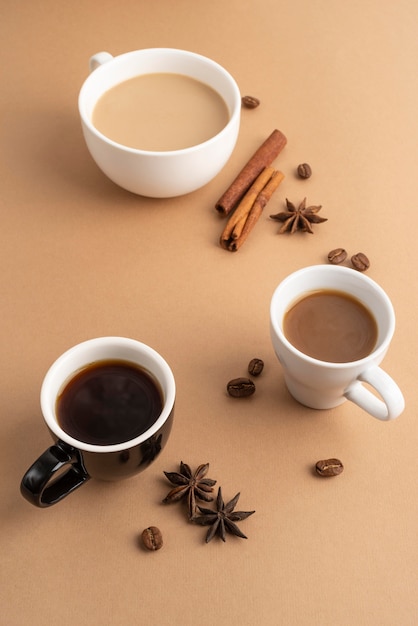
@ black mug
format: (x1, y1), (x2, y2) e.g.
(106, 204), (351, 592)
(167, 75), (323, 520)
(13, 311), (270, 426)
(21, 337), (175, 507)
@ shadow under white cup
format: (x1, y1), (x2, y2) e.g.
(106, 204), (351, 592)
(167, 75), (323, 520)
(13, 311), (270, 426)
(270, 265), (405, 420)
(78, 48), (241, 197)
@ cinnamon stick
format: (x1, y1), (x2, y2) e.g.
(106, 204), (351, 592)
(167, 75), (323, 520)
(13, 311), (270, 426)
(229, 170), (284, 251)
(215, 129), (287, 216)
(220, 167), (275, 247)
(222, 170), (285, 252)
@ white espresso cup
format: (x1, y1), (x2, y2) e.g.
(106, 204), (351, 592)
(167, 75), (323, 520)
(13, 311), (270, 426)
(78, 48), (241, 197)
(270, 265), (405, 420)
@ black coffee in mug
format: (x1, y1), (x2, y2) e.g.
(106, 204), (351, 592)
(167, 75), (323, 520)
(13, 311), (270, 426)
(56, 360), (163, 445)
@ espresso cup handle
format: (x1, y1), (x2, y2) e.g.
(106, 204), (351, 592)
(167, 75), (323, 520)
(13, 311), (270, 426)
(344, 366), (405, 421)
(89, 51), (114, 72)
(20, 441), (90, 507)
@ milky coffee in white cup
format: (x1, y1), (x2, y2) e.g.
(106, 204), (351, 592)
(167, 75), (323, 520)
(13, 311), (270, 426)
(270, 265), (405, 420)
(78, 48), (241, 197)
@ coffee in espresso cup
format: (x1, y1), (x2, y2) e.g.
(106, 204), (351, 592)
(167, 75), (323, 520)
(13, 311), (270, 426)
(20, 337), (175, 507)
(270, 265), (405, 420)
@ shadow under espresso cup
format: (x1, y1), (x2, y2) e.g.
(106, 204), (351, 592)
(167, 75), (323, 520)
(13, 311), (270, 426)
(78, 48), (241, 197)
(20, 337), (175, 507)
(270, 265), (405, 420)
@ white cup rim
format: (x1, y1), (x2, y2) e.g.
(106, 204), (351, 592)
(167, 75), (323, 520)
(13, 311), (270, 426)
(270, 264), (396, 368)
(78, 47), (241, 156)
(40, 337), (176, 453)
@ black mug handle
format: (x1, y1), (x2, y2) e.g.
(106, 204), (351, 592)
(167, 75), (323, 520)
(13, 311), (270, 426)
(20, 440), (90, 507)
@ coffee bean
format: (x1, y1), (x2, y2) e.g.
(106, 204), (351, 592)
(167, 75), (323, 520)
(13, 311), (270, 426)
(248, 358), (264, 377)
(351, 252), (370, 272)
(227, 377), (256, 398)
(315, 459), (344, 477)
(327, 248), (347, 265)
(297, 163), (312, 179)
(141, 526), (163, 550)
(241, 95), (260, 109)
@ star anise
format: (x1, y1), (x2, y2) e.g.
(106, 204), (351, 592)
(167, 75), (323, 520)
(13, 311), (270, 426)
(270, 197), (327, 234)
(162, 462), (216, 520)
(138, 433), (162, 467)
(193, 487), (255, 543)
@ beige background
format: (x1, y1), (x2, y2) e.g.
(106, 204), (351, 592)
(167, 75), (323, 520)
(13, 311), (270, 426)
(1, 1), (417, 625)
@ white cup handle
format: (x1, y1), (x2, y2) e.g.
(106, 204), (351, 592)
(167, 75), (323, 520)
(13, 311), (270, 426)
(344, 366), (405, 421)
(89, 51), (114, 73)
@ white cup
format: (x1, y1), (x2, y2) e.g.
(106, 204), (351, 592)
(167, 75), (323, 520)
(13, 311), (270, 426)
(78, 48), (241, 197)
(270, 265), (405, 420)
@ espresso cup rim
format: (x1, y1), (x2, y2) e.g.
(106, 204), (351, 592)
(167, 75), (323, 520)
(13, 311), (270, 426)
(78, 47), (241, 157)
(40, 336), (176, 453)
(270, 264), (396, 368)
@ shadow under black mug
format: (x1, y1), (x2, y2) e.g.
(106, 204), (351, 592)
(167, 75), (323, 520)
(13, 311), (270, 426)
(20, 337), (175, 507)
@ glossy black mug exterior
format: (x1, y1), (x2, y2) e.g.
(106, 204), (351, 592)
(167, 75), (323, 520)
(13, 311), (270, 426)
(20, 337), (175, 507)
